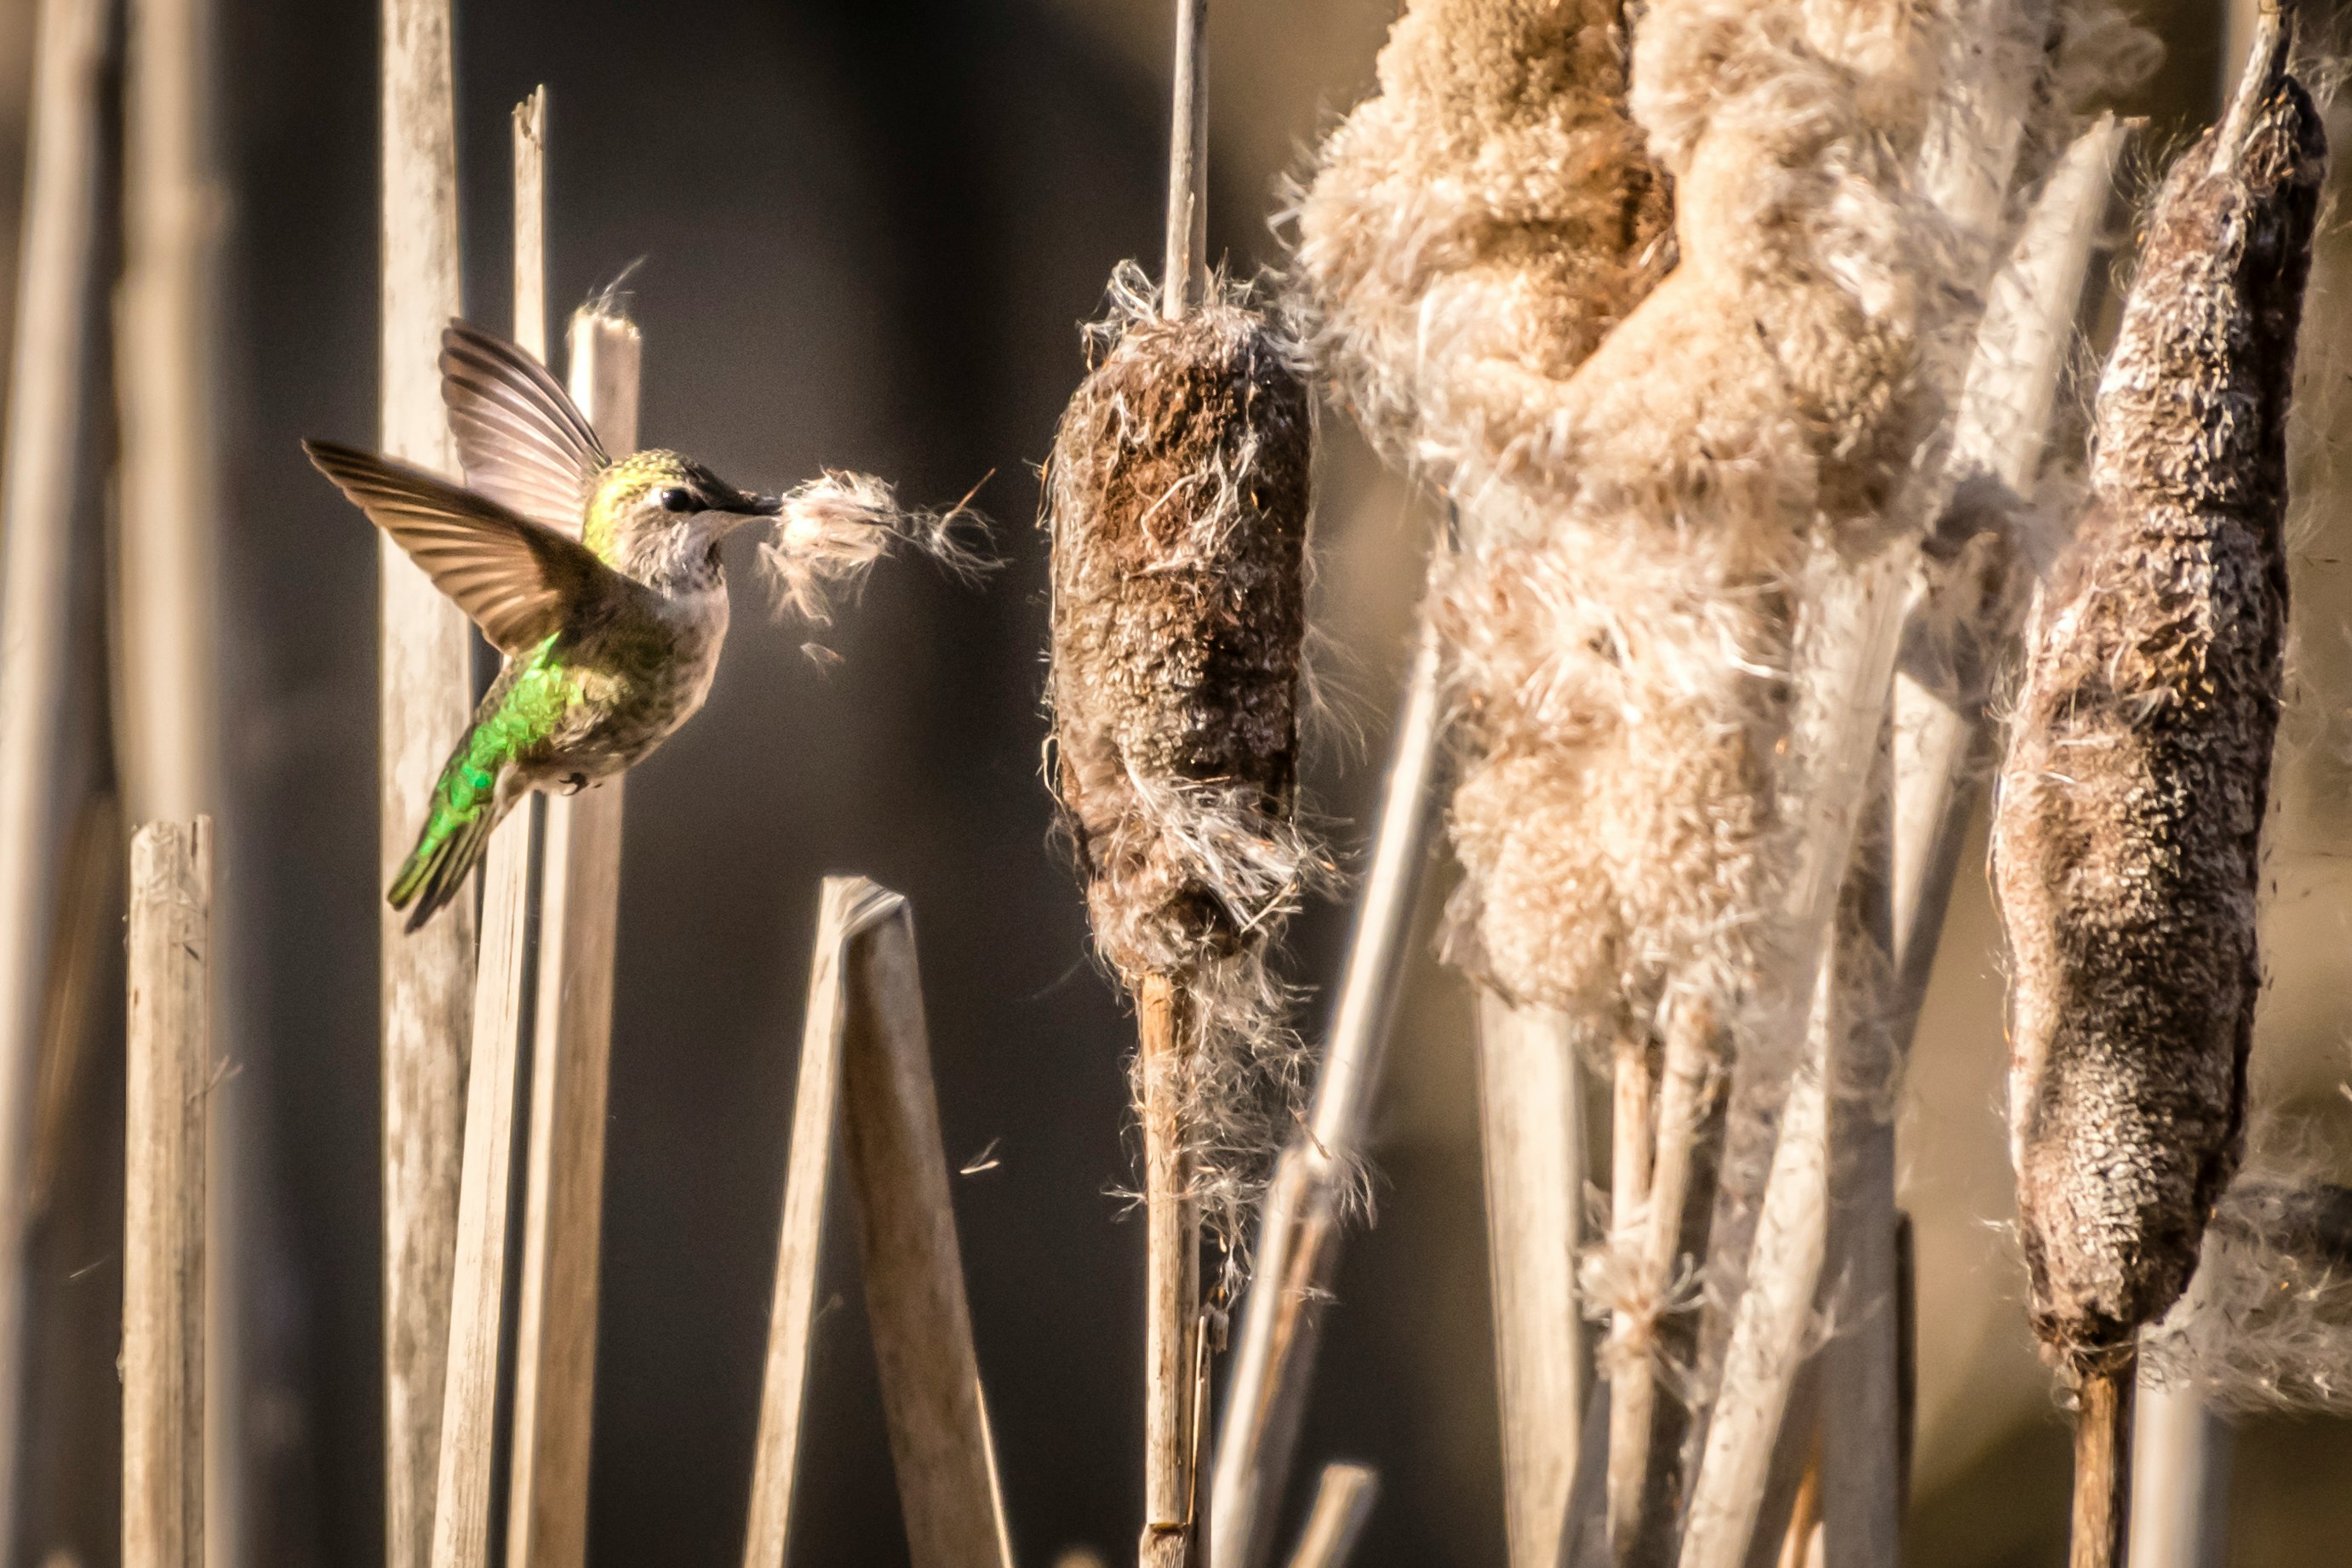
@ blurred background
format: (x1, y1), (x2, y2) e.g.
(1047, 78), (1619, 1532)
(0, 1), (2346, 1565)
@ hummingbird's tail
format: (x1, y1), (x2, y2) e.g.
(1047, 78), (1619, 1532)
(388, 795), (503, 932)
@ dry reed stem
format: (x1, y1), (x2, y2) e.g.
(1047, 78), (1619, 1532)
(1994, 3), (2322, 1378)
(504, 303), (638, 1568)
(379, 6), (473, 1562)
(2070, 1360), (2134, 1568)
(1208, 607), (1445, 1568)
(1607, 999), (1720, 1566)
(1283, 1463), (1378, 1568)
(1474, 993), (1584, 1568)
(0, 1), (109, 1548)
(428, 90), (548, 1568)
(29, 794), (122, 1216)
(741, 878), (890, 1568)
(2126, 1378), (2230, 1568)
(1162, 0), (1208, 318)
(123, 820), (210, 1568)
(835, 886), (1016, 1568)
(1677, 971), (1832, 1568)
(120, 0), (237, 1552)
(428, 833), (529, 1568)
(1139, 973), (1202, 1568)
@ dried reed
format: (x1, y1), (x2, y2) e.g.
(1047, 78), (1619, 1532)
(0, 0), (109, 1550)
(123, 820), (210, 1568)
(1991, 12), (2323, 1564)
(429, 90), (548, 1568)
(377, 7), (473, 1563)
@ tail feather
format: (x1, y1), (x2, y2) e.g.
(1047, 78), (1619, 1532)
(389, 803), (501, 932)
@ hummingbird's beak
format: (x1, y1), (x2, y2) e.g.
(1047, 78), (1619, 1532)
(712, 491), (782, 536)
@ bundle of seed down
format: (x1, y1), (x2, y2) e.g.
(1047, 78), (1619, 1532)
(1992, 21), (2325, 1377)
(1424, 0), (1958, 1036)
(1044, 266), (1319, 1239)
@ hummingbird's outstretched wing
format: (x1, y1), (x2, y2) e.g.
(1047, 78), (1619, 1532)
(305, 439), (635, 655)
(438, 321), (609, 536)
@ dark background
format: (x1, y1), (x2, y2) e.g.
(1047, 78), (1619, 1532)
(1, 3), (2349, 1566)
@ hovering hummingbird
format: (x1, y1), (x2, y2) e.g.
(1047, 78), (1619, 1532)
(306, 321), (784, 930)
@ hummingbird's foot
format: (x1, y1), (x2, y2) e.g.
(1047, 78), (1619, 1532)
(561, 772), (588, 795)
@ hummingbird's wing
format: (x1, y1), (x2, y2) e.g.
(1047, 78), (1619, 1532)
(438, 321), (610, 537)
(305, 440), (637, 655)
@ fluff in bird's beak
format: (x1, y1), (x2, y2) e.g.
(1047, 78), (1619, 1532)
(756, 469), (994, 623)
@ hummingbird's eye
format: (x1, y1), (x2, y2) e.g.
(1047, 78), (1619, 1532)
(656, 486), (695, 513)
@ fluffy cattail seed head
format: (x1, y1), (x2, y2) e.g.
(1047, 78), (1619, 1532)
(1044, 267), (1320, 1236)
(1046, 269), (1316, 982)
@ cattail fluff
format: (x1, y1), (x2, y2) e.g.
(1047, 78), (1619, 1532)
(1290, 0), (1674, 495)
(1991, 26), (2325, 1377)
(1433, 0), (1956, 1031)
(757, 470), (993, 626)
(1044, 266), (1318, 1240)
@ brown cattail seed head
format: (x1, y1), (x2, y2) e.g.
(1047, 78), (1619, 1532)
(1046, 273), (1316, 982)
(1992, 34), (2325, 1376)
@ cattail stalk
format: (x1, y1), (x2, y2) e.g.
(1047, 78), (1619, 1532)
(503, 299), (639, 1568)
(1609, 999), (1720, 1564)
(123, 819), (210, 1568)
(1209, 593), (1445, 1568)
(1993, 14), (2322, 1567)
(1282, 1464), (1377, 1568)
(428, 90), (547, 1568)
(378, 5), (473, 1563)
(0, 0), (110, 1549)
(1476, 993), (1584, 1568)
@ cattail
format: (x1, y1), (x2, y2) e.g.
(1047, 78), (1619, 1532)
(1044, 264), (1319, 1233)
(1431, 7), (1959, 1552)
(1990, 14), (2322, 1564)
(1993, 9), (2322, 1383)
(2141, 1175), (2352, 1414)
(1290, 0), (1673, 497)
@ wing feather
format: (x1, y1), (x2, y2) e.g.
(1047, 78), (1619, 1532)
(439, 321), (609, 535)
(304, 439), (632, 655)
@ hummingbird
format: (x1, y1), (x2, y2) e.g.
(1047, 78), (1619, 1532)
(306, 321), (783, 930)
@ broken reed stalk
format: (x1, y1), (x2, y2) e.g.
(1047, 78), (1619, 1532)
(1209, 609), (1445, 1568)
(504, 297), (642, 1568)
(0, 0), (109, 1550)
(123, 820), (211, 1568)
(1475, 993), (1583, 1568)
(834, 882), (1016, 1568)
(379, 5), (474, 1564)
(741, 878), (1015, 1568)
(742, 878), (888, 1568)
(429, 89), (547, 1568)
(1990, 15), (2322, 1568)
(1680, 114), (2134, 1568)
(1282, 1463), (1378, 1568)
(119, 0), (238, 1550)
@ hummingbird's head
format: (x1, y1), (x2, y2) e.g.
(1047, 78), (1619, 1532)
(587, 449), (782, 582)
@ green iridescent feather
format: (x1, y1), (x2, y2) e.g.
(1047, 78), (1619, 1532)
(387, 636), (583, 929)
